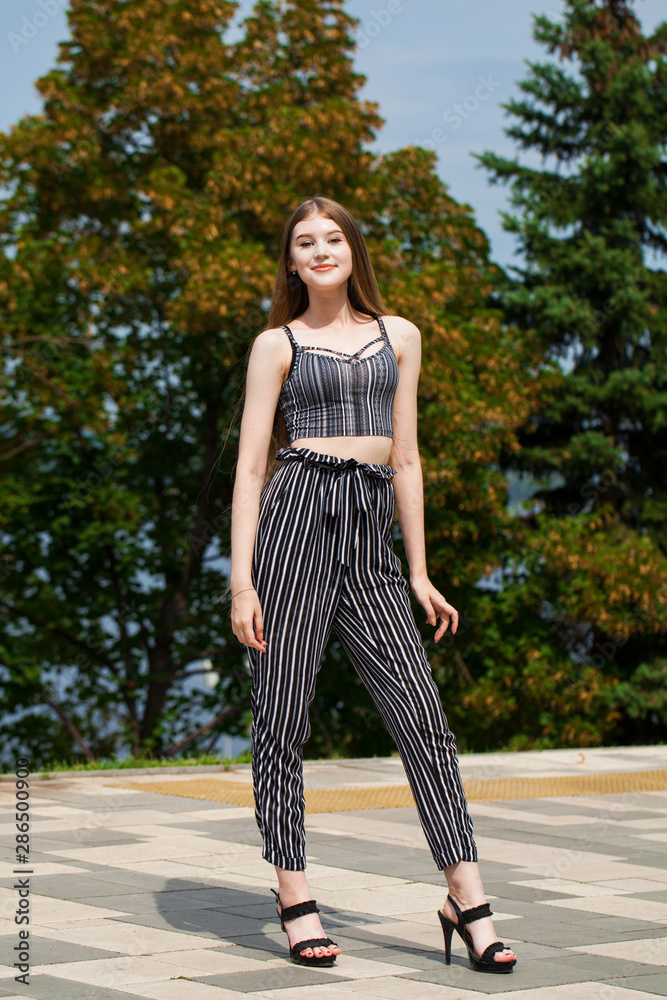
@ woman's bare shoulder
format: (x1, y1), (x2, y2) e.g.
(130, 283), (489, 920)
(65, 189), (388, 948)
(248, 327), (292, 379)
(378, 315), (421, 360)
(252, 326), (291, 349)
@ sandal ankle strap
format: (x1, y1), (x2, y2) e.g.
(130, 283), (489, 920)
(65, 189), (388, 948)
(447, 894), (493, 926)
(279, 898), (320, 923)
(459, 902), (493, 926)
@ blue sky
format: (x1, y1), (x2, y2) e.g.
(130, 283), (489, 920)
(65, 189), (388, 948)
(1, 0), (664, 268)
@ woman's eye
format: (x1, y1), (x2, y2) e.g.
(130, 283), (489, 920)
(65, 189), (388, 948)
(297, 237), (343, 248)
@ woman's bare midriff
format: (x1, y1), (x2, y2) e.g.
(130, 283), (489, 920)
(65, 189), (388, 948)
(290, 435), (394, 465)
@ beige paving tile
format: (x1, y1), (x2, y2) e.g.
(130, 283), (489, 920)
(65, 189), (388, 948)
(474, 835), (624, 872)
(33, 916), (223, 953)
(313, 883), (449, 916)
(569, 936), (667, 966)
(115, 981), (245, 999)
(164, 807), (254, 821)
(107, 859), (238, 879)
(7, 803), (83, 816)
(346, 918), (447, 951)
(0, 919), (21, 935)
(54, 835), (247, 864)
(254, 988), (419, 1000)
(171, 849), (261, 867)
(616, 816), (667, 829)
(0, 862), (92, 877)
(594, 877), (667, 892)
(510, 877), (632, 897)
(555, 861), (667, 883)
(465, 985), (665, 1000)
(0, 964), (19, 980)
(396, 909), (521, 935)
(83, 809), (199, 825)
(0, 887), (127, 924)
(468, 803), (610, 827)
(329, 977), (487, 998)
(636, 831), (667, 843)
(32, 955), (196, 987)
(32, 895), (131, 924)
(288, 863), (404, 890)
(101, 824), (213, 838)
(152, 947), (284, 975)
(537, 893), (667, 923)
(305, 814), (427, 849)
(312, 954), (417, 979)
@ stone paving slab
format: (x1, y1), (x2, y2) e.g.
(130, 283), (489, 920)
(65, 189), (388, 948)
(2, 747), (667, 998)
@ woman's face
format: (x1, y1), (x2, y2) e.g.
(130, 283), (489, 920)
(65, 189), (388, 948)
(287, 213), (353, 291)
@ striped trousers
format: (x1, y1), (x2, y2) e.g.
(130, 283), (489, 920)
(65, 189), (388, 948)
(247, 445), (477, 871)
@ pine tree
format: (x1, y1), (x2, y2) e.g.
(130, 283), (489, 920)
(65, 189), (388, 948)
(472, 0), (667, 748)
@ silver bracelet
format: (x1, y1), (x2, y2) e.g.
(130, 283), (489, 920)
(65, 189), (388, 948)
(231, 587), (256, 599)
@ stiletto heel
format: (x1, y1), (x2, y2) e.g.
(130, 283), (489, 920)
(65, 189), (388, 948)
(437, 894), (517, 974)
(271, 888), (339, 967)
(437, 909), (455, 964)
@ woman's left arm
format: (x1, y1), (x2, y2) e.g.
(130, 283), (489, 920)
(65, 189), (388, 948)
(388, 318), (459, 642)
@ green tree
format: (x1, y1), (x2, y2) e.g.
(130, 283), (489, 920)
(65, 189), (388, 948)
(468, 0), (667, 749)
(0, 0), (540, 767)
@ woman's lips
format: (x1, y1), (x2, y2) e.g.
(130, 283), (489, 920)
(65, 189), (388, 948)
(312, 265), (336, 270)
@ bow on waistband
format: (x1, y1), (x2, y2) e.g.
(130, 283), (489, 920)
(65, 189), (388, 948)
(276, 451), (396, 566)
(309, 457), (393, 566)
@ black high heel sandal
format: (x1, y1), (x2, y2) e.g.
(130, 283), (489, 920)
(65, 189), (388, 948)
(437, 894), (517, 974)
(271, 888), (339, 967)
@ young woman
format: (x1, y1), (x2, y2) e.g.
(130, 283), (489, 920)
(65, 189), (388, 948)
(230, 195), (517, 974)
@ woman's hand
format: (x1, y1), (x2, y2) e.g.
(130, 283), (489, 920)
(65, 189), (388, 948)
(410, 576), (458, 642)
(231, 589), (268, 653)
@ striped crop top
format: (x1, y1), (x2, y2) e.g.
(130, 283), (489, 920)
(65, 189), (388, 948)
(278, 314), (399, 442)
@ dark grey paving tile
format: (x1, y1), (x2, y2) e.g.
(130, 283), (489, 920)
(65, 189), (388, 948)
(483, 881), (574, 903)
(226, 932), (373, 961)
(75, 870), (209, 891)
(221, 934), (292, 959)
(16, 875), (144, 899)
(0, 935), (119, 965)
(73, 892), (183, 913)
(399, 954), (605, 991)
(515, 915), (663, 946)
(109, 908), (263, 938)
(2, 975), (149, 1000)
(559, 952), (664, 978)
(155, 820), (243, 836)
(350, 944), (452, 971)
(304, 908), (390, 929)
(607, 973), (667, 995)
(629, 854), (667, 870)
(631, 890), (667, 903)
(194, 967), (353, 991)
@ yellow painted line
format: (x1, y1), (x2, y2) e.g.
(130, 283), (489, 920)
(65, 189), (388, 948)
(106, 768), (667, 812)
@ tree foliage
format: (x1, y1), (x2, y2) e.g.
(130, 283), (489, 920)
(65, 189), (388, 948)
(0, 0), (542, 767)
(468, 0), (667, 750)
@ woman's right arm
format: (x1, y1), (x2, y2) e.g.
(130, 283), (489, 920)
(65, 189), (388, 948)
(230, 328), (288, 652)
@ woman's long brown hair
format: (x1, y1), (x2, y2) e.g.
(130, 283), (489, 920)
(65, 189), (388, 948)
(259, 195), (388, 482)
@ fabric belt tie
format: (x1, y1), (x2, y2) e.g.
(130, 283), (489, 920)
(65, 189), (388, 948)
(276, 451), (396, 566)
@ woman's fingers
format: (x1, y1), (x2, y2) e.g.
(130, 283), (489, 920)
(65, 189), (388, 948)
(431, 598), (458, 641)
(232, 596), (268, 652)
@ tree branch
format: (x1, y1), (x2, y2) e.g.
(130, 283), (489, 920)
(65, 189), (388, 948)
(161, 705), (239, 758)
(38, 690), (96, 762)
